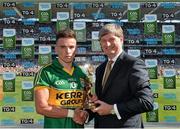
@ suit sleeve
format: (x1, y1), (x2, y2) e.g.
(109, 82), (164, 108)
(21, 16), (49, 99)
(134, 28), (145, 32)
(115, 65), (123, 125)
(117, 59), (154, 119)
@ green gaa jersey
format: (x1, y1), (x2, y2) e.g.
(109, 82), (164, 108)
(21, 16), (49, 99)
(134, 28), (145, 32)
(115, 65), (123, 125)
(34, 58), (89, 128)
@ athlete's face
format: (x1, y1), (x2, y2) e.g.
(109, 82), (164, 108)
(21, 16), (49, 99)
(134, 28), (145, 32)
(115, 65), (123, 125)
(55, 38), (77, 63)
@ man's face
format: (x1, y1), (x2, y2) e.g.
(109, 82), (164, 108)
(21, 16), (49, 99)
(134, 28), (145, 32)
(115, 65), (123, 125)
(55, 38), (77, 63)
(100, 33), (123, 58)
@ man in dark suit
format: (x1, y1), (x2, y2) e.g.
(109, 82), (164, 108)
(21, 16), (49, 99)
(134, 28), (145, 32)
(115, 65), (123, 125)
(89, 23), (154, 128)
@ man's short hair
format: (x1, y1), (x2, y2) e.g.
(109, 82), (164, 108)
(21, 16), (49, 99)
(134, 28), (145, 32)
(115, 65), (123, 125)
(56, 28), (76, 41)
(99, 23), (124, 40)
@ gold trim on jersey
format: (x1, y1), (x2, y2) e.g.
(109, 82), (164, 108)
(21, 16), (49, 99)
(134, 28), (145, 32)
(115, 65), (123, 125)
(63, 67), (75, 76)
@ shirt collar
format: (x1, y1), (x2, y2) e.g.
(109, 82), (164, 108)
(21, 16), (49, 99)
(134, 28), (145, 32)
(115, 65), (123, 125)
(108, 50), (122, 62)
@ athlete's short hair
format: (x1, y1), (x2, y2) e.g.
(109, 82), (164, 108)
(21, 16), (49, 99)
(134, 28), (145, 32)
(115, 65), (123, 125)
(56, 28), (76, 41)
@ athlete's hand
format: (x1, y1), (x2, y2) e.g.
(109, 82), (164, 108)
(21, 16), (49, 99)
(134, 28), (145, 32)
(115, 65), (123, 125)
(73, 107), (88, 125)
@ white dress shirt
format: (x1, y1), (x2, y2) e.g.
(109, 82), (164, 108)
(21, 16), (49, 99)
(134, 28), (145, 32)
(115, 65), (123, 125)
(107, 51), (122, 120)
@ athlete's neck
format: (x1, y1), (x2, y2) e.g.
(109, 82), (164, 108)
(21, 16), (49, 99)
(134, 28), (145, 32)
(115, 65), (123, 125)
(58, 58), (73, 71)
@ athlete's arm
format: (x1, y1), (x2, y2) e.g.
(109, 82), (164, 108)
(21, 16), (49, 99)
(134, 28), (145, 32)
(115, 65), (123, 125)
(35, 88), (68, 118)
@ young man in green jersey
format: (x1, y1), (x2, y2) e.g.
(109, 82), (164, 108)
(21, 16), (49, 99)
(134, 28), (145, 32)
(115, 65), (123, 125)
(34, 28), (89, 128)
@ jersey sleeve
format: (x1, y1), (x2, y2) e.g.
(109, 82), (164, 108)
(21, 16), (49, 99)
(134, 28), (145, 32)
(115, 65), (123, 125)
(34, 68), (51, 88)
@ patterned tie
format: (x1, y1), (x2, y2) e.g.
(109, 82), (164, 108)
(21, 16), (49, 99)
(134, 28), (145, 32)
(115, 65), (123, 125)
(102, 60), (114, 88)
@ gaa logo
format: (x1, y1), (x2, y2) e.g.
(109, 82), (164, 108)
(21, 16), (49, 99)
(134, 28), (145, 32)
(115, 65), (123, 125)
(55, 80), (65, 85)
(70, 82), (77, 89)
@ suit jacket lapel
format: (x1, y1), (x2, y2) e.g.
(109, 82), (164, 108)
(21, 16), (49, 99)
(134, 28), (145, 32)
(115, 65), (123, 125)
(96, 61), (107, 97)
(102, 52), (125, 96)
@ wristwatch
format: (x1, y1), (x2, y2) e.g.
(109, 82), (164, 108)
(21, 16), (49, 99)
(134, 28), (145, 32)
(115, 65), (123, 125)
(110, 108), (115, 115)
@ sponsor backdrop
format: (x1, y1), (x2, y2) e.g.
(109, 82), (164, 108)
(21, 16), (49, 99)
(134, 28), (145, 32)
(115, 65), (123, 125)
(0, 0), (180, 127)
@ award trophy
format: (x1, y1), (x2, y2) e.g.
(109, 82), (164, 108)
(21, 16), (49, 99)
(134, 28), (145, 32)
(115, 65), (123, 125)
(80, 79), (96, 110)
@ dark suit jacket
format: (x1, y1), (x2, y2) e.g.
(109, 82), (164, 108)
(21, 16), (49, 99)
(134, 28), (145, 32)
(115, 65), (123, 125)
(92, 51), (154, 128)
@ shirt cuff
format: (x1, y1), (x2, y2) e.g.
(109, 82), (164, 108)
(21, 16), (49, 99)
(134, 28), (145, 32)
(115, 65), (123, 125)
(114, 104), (121, 120)
(85, 113), (89, 123)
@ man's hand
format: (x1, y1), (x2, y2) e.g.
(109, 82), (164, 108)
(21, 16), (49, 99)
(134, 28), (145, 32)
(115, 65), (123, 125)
(92, 100), (113, 115)
(73, 107), (88, 125)
(89, 94), (98, 102)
